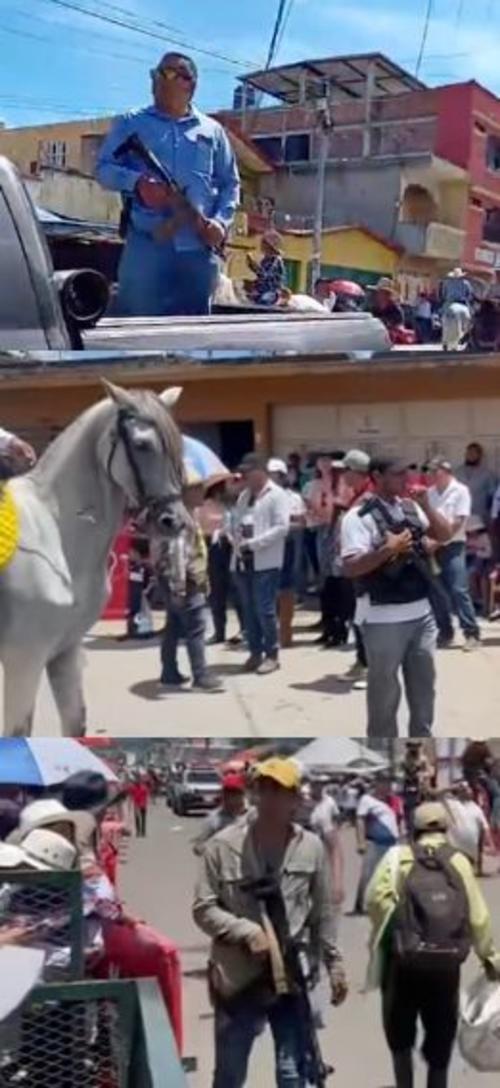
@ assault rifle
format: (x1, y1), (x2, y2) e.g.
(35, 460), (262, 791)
(113, 132), (224, 255)
(241, 875), (334, 1087)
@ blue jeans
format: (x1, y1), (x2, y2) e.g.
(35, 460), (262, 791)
(434, 542), (480, 640)
(213, 996), (307, 1088)
(116, 231), (219, 316)
(236, 569), (281, 658)
(160, 591), (207, 682)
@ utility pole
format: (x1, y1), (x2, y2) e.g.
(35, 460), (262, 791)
(311, 94), (334, 289)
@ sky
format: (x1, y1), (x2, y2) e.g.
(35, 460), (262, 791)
(2, 0), (500, 127)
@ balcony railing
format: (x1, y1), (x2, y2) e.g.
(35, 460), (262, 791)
(395, 221), (464, 261)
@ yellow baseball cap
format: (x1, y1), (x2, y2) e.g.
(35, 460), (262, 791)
(414, 801), (449, 833)
(254, 758), (301, 791)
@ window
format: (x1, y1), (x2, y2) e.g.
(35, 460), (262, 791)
(80, 134), (104, 175)
(486, 135), (500, 172)
(38, 139), (67, 169)
(483, 207), (500, 244)
(253, 136), (283, 164)
(284, 133), (310, 162)
(0, 191), (44, 344)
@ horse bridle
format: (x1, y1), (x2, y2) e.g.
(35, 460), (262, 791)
(107, 407), (182, 509)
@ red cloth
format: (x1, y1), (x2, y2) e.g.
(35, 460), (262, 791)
(130, 783), (150, 810)
(98, 922), (183, 1053)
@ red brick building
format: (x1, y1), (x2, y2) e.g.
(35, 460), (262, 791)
(221, 54), (500, 285)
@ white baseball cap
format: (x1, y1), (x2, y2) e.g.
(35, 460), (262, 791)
(8, 799), (94, 846)
(267, 458), (287, 475)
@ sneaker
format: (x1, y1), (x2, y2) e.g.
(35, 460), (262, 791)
(340, 662), (366, 684)
(437, 633), (454, 649)
(353, 674), (368, 691)
(463, 636), (480, 652)
(206, 634), (225, 646)
(192, 674), (224, 692)
(242, 654), (263, 672)
(160, 672), (189, 688)
(256, 656), (280, 676)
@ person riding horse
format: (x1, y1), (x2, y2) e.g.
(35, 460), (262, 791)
(0, 428), (36, 479)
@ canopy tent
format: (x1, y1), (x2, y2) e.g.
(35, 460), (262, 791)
(295, 737), (388, 775)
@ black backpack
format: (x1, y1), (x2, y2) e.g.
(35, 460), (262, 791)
(392, 844), (472, 972)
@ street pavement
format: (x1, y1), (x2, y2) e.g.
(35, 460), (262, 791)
(20, 611), (500, 736)
(119, 803), (500, 1088)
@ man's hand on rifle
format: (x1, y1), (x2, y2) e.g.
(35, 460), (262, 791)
(136, 177), (176, 211)
(245, 927), (270, 958)
(384, 529), (413, 560)
(329, 961), (348, 1006)
(198, 218), (226, 249)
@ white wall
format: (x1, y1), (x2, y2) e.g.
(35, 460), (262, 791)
(273, 399), (500, 471)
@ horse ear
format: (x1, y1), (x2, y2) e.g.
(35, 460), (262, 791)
(101, 379), (137, 408)
(158, 386), (183, 410)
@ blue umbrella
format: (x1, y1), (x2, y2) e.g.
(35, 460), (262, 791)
(182, 435), (229, 485)
(0, 739), (117, 787)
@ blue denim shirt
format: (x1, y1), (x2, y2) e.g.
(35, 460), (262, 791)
(96, 105), (240, 252)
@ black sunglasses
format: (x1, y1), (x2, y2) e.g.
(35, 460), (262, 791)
(151, 66), (195, 84)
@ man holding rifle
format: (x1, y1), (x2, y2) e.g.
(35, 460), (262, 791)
(193, 757), (348, 1087)
(96, 52), (239, 316)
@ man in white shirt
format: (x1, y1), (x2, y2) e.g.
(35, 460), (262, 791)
(427, 458), (480, 649)
(341, 456), (451, 738)
(232, 453), (289, 674)
(267, 458), (306, 648)
(0, 427), (36, 477)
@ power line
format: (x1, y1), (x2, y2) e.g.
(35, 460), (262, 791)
(264, 0), (288, 71)
(415, 0), (434, 77)
(275, 0), (295, 56)
(35, 0), (257, 70)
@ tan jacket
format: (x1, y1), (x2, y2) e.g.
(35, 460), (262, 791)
(193, 820), (342, 997)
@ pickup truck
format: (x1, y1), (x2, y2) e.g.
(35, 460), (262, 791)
(0, 155), (390, 359)
(170, 766), (222, 816)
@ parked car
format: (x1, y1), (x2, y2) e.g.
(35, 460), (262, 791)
(171, 766), (222, 816)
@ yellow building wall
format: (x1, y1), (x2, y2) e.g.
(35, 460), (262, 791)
(0, 118), (112, 174)
(278, 229), (398, 291)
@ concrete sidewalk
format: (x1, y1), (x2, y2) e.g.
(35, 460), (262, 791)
(15, 611), (500, 736)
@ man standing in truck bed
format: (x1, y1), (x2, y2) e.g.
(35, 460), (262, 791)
(96, 52), (240, 316)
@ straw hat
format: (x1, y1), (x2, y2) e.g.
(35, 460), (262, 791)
(7, 799), (94, 846)
(369, 277), (397, 293)
(0, 829), (77, 871)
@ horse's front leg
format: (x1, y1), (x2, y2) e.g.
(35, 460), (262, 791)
(2, 651), (44, 737)
(47, 644), (87, 737)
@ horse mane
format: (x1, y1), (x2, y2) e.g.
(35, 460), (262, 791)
(33, 388), (183, 482)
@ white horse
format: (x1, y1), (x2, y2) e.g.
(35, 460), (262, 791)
(0, 381), (185, 737)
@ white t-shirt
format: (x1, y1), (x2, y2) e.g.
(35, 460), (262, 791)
(428, 479), (471, 543)
(446, 798), (488, 861)
(341, 498), (430, 624)
(284, 489), (306, 522)
(357, 794), (399, 844)
(310, 794), (340, 840)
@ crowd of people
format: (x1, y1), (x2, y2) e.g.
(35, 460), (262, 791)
(188, 743), (500, 1088)
(121, 438), (500, 735)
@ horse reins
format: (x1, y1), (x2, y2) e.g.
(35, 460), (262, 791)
(107, 408), (152, 506)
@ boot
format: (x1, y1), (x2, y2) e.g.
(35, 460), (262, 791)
(427, 1068), (448, 1088)
(392, 1051), (414, 1088)
(279, 590), (295, 648)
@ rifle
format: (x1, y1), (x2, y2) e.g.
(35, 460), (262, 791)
(113, 131), (224, 256)
(241, 875), (334, 1087)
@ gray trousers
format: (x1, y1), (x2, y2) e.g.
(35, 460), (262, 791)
(363, 611), (436, 738)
